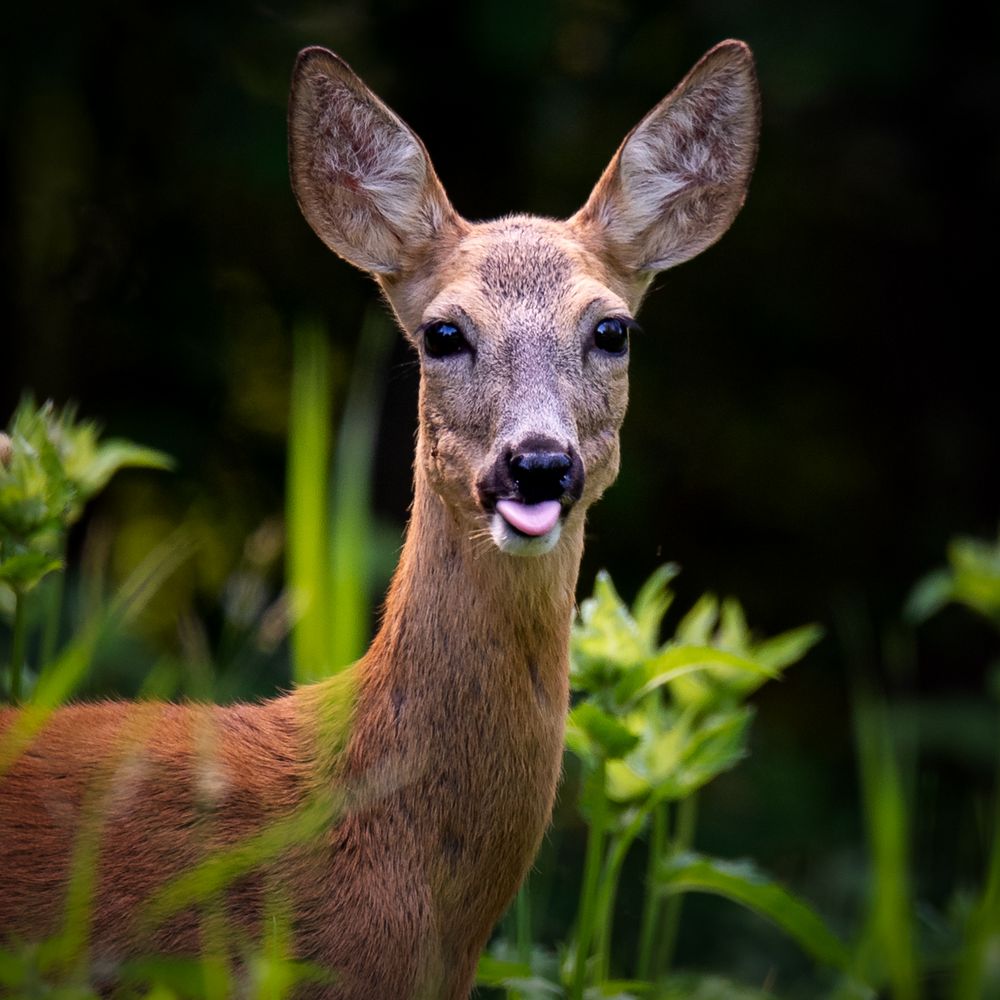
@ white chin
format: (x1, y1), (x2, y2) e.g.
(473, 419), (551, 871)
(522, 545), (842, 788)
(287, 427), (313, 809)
(490, 513), (562, 557)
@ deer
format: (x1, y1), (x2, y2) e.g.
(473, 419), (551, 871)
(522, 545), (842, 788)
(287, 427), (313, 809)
(0, 40), (760, 999)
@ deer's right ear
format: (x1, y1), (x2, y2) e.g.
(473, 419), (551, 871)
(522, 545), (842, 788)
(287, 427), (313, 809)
(289, 48), (461, 275)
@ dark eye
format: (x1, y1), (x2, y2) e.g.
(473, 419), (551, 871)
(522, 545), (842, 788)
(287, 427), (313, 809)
(593, 317), (633, 355)
(423, 321), (468, 359)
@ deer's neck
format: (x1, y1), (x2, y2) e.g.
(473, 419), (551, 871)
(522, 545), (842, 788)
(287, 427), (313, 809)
(361, 465), (582, 748)
(344, 465), (582, 917)
(375, 465), (582, 692)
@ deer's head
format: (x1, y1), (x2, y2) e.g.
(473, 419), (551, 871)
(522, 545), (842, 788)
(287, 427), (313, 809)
(289, 43), (759, 557)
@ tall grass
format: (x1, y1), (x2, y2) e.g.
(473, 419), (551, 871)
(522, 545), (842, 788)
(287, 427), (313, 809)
(286, 318), (334, 684)
(286, 310), (393, 683)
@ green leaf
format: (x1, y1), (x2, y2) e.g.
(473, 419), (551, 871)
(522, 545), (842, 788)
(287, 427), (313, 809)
(674, 593), (719, 646)
(121, 955), (226, 994)
(670, 708), (753, 796)
(1, 396), (171, 547)
(752, 624), (824, 672)
(606, 707), (752, 804)
(326, 308), (394, 671)
(566, 703), (639, 762)
(507, 979), (564, 998)
(717, 598), (750, 651)
(72, 440), (173, 501)
(0, 421), (73, 537)
(584, 982), (647, 999)
(950, 535), (1000, 624)
(904, 567), (953, 623)
(852, 697), (919, 999)
(605, 759), (652, 802)
(631, 563), (680, 653)
(617, 645), (776, 706)
(572, 571), (647, 689)
(0, 551), (63, 590)
(287, 319), (335, 683)
(905, 534), (1000, 629)
(475, 954), (534, 986)
(656, 852), (852, 971)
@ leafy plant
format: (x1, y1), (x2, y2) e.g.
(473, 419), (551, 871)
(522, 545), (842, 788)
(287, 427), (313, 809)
(841, 528), (1000, 1000)
(906, 531), (1000, 629)
(0, 397), (171, 701)
(481, 565), (834, 999)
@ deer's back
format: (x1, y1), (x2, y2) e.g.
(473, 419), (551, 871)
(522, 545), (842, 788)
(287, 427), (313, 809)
(0, 695), (440, 997)
(0, 700), (308, 950)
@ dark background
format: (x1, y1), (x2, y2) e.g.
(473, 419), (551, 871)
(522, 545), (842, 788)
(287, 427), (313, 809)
(2, 0), (998, 986)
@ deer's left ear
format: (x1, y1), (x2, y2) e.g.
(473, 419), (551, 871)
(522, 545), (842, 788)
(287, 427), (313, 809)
(572, 40), (760, 279)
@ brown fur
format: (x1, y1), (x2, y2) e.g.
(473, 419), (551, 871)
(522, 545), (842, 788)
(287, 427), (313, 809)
(0, 41), (760, 998)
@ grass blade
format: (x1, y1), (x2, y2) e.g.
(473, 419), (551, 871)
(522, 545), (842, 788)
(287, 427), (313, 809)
(656, 851), (852, 972)
(327, 307), (393, 671)
(853, 697), (920, 1000)
(287, 319), (333, 683)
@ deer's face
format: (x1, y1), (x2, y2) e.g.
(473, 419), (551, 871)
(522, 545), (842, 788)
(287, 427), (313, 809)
(397, 218), (629, 555)
(288, 41), (759, 557)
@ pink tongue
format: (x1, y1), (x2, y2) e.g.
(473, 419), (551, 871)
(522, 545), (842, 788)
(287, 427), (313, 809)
(496, 499), (562, 537)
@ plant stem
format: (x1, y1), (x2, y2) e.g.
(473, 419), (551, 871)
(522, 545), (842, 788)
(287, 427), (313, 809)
(10, 589), (27, 702)
(636, 801), (668, 978)
(571, 758), (607, 1000)
(594, 805), (650, 982)
(287, 319), (333, 684)
(954, 730), (1000, 999)
(40, 537), (68, 666)
(655, 793), (698, 978)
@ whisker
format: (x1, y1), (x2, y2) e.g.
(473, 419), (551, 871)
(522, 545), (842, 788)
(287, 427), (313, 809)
(467, 526), (496, 558)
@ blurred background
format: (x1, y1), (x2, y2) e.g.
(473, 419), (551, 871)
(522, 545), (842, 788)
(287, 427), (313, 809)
(2, 0), (998, 992)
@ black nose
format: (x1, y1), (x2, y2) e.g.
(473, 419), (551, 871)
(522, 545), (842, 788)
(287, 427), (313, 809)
(508, 440), (583, 504)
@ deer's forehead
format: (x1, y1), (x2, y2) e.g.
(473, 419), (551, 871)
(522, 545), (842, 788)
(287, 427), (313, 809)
(428, 219), (625, 336)
(475, 224), (573, 301)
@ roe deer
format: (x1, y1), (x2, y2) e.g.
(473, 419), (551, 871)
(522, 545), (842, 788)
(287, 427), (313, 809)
(0, 40), (760, 999)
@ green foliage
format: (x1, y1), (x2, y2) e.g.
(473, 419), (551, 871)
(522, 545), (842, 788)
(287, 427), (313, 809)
(286, 311), (394, 683)
(0, 902), (332, 1000)
(1, 397), (172, 700)
(906, 532), (1000, 628)
(845, 531), (1000, 1000)
(285, 317), (334, 683)
(0, 334), (397, 993)
(568, 568), (820, 812)
(483, 565), (829, 1000)
(656, 853), (852, 972)
(0, 397), (171, 596)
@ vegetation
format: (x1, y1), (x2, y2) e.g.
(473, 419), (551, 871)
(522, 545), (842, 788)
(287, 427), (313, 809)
(3, 355), (999, 997)
(0, 398), (171, 703)
(479, 539), (1000, 998)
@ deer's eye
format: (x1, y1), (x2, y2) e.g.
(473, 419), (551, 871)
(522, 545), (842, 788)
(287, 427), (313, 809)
(593, 317), (633, 355)
(423, 321), (468, 359)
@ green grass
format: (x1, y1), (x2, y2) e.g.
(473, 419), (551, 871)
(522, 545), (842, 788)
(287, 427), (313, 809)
(286, 311), (394, 683)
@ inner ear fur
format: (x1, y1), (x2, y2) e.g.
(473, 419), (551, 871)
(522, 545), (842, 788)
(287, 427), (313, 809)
(288, 47), (461, 275)
(573, 40), (761, 278)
